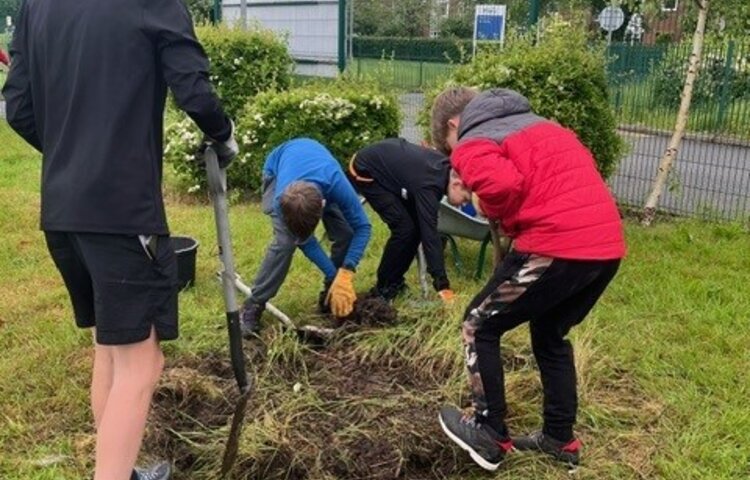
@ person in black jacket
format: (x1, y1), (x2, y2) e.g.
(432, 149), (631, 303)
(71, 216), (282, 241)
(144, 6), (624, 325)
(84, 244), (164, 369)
(2, 1), (237, 479)
(350, 138), (455, 302)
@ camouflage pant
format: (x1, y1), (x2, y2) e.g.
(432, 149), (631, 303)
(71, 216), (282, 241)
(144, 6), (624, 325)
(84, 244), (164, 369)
(462, 253), (553, 419)
(461, 251), (619, 440)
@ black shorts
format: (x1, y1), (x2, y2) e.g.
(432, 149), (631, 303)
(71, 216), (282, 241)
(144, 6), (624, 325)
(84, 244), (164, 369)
(45, 232), (179, 345)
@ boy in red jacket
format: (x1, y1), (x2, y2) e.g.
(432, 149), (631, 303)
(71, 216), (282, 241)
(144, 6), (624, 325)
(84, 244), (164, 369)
(432, 87), (625, 470)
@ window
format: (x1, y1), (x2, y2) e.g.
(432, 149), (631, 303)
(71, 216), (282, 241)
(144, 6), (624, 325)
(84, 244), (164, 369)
(661, 0), (679, 12)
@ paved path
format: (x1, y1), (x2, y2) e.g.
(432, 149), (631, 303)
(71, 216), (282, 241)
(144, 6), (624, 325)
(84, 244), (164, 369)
(612, 132), (750, 218)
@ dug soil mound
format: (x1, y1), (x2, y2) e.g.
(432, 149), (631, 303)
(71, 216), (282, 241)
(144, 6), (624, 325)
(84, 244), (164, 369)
(334, 293), (399, 328)
(145, 340), (469, 479)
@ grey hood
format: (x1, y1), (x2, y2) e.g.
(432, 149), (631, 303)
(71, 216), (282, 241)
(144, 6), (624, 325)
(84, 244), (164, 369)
(458, 88), (545, 143)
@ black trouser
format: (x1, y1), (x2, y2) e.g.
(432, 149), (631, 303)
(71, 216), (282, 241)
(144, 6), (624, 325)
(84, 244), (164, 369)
(354, 180), (421, 293)
(463, 251), (620, 442)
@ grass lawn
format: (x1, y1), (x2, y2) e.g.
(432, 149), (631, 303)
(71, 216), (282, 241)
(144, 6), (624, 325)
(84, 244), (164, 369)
(349, 57), (457, 91)
(1, 122), (749, 479)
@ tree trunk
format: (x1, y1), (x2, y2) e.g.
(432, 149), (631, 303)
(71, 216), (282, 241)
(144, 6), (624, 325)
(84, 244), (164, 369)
(641, 0), (710, 226)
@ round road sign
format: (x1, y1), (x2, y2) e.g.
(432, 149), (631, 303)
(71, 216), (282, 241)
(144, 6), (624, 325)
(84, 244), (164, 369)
(598, 6), (625, 32)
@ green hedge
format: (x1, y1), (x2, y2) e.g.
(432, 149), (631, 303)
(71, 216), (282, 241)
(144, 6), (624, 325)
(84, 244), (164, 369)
(196, 25), (293, 118)
(168, 80), (401, 193)
(420, 20), (625, 179)
(353, 36), (472, 63)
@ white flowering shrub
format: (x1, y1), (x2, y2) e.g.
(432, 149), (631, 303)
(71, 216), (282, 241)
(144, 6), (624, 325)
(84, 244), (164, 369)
(164, 25), (293, 193)
(232, 81), (400, 192)
(168, 80), (401, 193)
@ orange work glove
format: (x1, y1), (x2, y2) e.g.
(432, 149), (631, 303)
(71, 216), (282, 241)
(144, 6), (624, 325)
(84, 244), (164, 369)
(326, 268), (357, 317)
(438, 289), (455, 303)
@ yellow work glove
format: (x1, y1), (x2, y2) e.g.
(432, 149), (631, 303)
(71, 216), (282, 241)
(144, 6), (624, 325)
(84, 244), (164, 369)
(438, 289), (455, 303)
(326, 268), (357, 317)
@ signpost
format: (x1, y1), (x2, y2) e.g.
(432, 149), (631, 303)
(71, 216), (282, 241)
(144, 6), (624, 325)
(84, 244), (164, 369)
(597, 5), (625, 45)
(473, 5), (506, 57)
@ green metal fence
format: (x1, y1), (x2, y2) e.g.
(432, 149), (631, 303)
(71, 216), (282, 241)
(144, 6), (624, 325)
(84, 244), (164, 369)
(608, 40), (750, 141)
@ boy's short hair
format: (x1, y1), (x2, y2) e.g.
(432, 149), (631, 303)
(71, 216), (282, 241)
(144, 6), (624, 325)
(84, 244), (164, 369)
(280, 181), (324, 241)
(431, 86), (479, 154)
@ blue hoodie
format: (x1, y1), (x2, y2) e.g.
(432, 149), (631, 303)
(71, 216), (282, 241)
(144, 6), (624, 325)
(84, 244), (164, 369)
(263, 138), (372, 279)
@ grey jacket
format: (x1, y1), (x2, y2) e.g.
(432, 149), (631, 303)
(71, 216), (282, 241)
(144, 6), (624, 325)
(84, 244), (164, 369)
(458, 89), (546, 144)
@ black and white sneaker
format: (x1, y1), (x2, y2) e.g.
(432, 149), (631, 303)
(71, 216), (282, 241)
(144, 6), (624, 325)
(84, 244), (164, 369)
(512, 430), (581, 466)
(134, 460), (172, 480)
(438, 406), (513, 471)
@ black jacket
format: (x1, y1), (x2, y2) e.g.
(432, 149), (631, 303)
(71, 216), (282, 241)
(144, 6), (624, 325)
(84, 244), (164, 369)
(356, 138), (450, 283)
(2, 0), (231, 234)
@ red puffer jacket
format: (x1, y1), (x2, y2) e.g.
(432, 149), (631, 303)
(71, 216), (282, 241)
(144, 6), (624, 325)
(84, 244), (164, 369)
(452, 89), (625, 260)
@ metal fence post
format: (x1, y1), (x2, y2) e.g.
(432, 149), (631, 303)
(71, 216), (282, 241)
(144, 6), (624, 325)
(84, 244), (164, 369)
(212, 0), (222, 24)
(529, 0), (541, 28)
(240, 0), (248, 30)
(716, 40), (736, 130)
(338, 0), (347, 72)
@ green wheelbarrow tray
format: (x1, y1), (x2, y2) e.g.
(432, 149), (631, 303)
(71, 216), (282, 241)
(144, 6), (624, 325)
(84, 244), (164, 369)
(437, 198), (494, 280)
(437, 198), (492, 241)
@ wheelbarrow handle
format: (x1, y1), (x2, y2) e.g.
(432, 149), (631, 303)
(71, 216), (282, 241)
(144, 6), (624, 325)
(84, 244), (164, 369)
(205, 146), (249, 395)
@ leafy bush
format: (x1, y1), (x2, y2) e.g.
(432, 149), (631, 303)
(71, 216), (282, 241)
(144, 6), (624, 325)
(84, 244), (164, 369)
(183, 0), (213, 24)
(165, 25), (294, 193)
(419, 18), (625, 179)
(196, 25), (293, 118)
(650, 41), (750, 109)
(168, 80), (401, 193)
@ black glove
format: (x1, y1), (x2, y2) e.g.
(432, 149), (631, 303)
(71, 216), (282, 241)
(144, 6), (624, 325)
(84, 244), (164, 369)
(433, 275), (450, 292)
(318, 278), (333, 314)
(206, 120), (239, 169)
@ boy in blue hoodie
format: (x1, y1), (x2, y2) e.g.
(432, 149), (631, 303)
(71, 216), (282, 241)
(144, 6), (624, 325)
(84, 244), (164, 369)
(240, 138), (372, 336)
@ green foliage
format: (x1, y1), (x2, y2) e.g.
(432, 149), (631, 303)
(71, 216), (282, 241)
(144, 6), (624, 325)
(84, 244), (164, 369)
(650, 40), (750, 108)
(168, 80), (402, 193)
(164, 25), (293, 194)
(182, 0), (214, 24)
(353, 36), (472, 62)
(420, 18), (625, 179)
(196, 25), (293, 118)
(438, 16), (473, 39)
(0, 0), (20, 30)
(352, 0), (432, 38)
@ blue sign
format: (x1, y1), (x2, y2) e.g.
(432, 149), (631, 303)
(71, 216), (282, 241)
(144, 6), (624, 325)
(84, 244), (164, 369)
(476, 14), (504, 40)
(473, 5), (507, 50)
